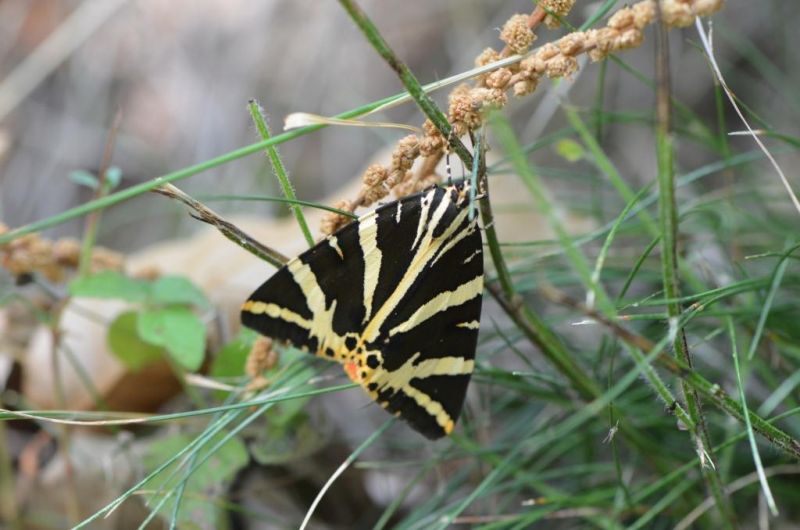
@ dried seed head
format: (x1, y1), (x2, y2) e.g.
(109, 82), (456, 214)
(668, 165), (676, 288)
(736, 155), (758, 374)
(471, 87), (508, 110)
(474, 47), (503, 86)
(245, 336), (277, 378)
(586, 28), (614, 61)
(540, 0), (576, 28)
(660, 0), (695, 28)
(449, 83), (471, 100)
(500, 14), (536, 54)
(632, 1), (656, 29)
(693, 0), (725, 17)
(421, 120), (445, 151)
(535, 42), (560, 64)
(245, 375), (269, 392)
(608, 7), (636, 29)
(544, 54), (579, 79)
(616, 28), (644, 50)
(362, 164), (388, 188)
(321, 200), (352, 235)
(53, 238), (81, 268)
(419, 136), (444, 157)
(362, 184), (389, 207)
(475, 47), (501, 68)
(557, 32), (586, 56)
(422, 119), (445, 144)
(1, 228), (123, 281)
(540, 0), (576, 16)
(41, 264), (64, 283)
(485, 68), (513, 89)
(133, 265), (162, 281)
(384, 172), (398, 189)
(391, 135), (421, 173)
(394, 169), (433, 199)
(448, 85), (483, 133)
(91, 248), (124, 273)
(513, 78), (538, 97)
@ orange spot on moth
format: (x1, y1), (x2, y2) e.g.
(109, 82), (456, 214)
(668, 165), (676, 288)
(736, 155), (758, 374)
(344, 362), (359, 382)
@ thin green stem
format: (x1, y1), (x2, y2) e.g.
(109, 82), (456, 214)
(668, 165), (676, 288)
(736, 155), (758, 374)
(727, 317), (778, 515)
(0, 93), (406, 246)
(154, 185), (288, 268)
(248, 100), (314, 247)
(565, 105), (659, 237)
(336, 0), (473, 165)
(654, 12), (734, 527)
(198, 194), (357, 218)
(78, 111), (121, 276)
(299, 418), (395, 530)
(544, 288), (800, 461)
(332, 0), (791, 476)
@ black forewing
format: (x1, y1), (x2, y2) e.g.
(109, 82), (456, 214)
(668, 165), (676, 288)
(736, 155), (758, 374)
(373, 187), (483, 438)
(241, 264), (318, 351)
(241, 183), (483, 439)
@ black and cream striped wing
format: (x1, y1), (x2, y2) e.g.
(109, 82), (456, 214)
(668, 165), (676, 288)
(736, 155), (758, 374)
(241, 182), (483, 439)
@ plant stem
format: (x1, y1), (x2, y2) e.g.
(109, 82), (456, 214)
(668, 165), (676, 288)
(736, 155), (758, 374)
(78, 109), (122, 276)
(654, 10), (735, 528)
(336, 0), (800, 466)
(0, 93), (408, 246)
(336, 0), (473, 166)
(153, 184), (288, 268)
(541, 285), (800, 460)
(248, 100), (315, 247)
(338, 0), (607, 401)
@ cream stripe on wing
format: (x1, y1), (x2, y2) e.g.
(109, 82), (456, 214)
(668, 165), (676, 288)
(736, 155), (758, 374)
(358, 212), (382, 323)
(411, 188), (437, 250)
(388, 275), (483, 337)
(287, 258), (341, 351)
(430, 212), (475, 266)
(288, 258), (326, 314)
(402, 385), (455, 432)
(241, 301), (312, 330)
(362, 190), (467, 343)
(373, 353), (474, 392)
(372, 354), (473, 432)
(428, 204), (470, 250)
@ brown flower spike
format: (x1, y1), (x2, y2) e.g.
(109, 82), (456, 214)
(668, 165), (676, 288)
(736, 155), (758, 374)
(321, 0), (724, 234)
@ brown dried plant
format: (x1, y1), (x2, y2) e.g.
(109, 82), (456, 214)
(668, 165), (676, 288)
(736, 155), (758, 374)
(0, 222), (123, 283)
(319, 0), (725, 235)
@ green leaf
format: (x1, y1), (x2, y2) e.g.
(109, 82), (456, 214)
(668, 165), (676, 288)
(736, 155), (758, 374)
(68, 169), (99, 190)
(69, 271), (150, 302)
(138, 308), (206, 371)
(104, 166), (122, 189)
(149, 275), (209, 308)
(143, 431), (247, 530)
(209, 329), (257, 399)
(107, 311), (165, 370)
(554, 138), (585, 162)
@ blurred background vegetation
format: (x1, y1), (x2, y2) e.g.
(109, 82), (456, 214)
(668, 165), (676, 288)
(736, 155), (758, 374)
(1, 1), (800, 529)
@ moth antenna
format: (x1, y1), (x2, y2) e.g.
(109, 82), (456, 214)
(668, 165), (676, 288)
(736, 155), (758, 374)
(445, 127), (456, 185)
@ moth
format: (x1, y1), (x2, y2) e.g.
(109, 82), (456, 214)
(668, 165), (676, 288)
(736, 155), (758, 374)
(241, 181), (483, 438)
